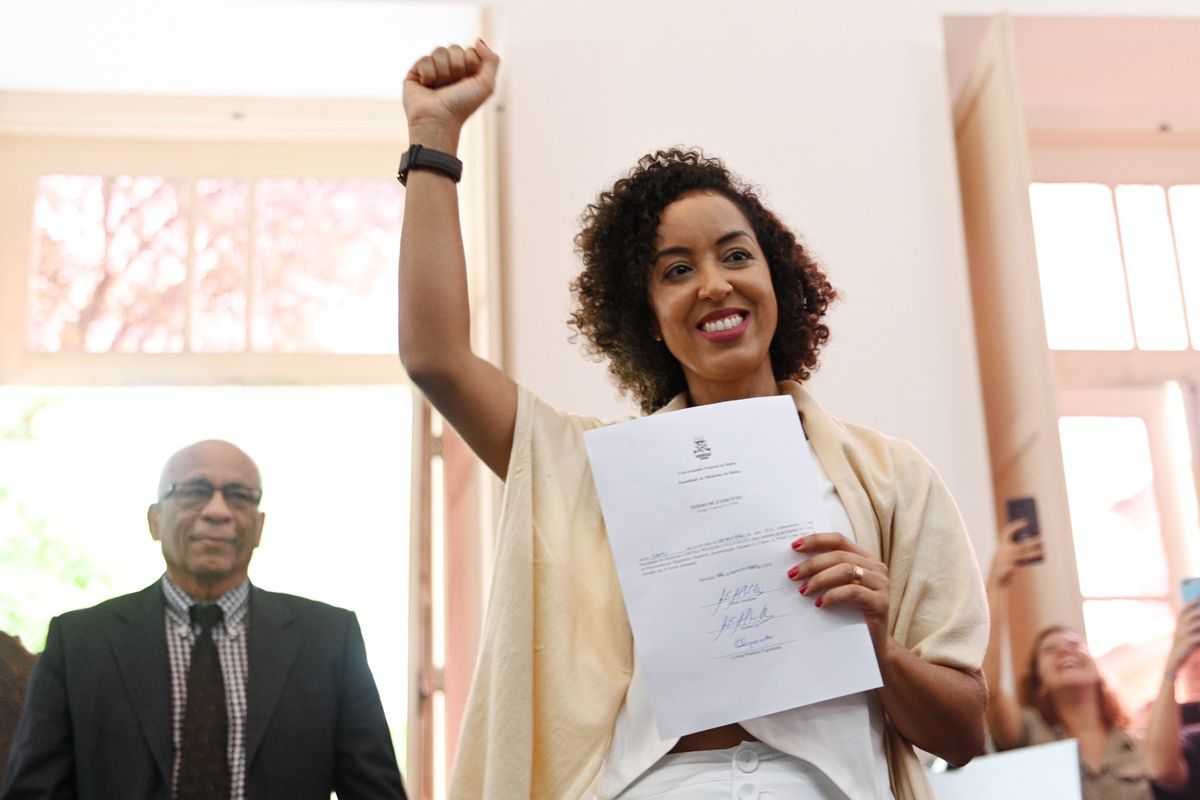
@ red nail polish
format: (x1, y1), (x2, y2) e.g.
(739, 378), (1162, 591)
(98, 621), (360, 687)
(792, 537), (804, 551)
(799, 583), (808, 595)
(788, 566), (799, 580)
(815, 597), (824, 608)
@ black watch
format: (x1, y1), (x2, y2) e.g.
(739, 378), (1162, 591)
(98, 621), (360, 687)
(396, 144), (463, 186)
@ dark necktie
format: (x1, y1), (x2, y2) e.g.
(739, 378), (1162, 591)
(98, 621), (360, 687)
(177, 604), (230, 800)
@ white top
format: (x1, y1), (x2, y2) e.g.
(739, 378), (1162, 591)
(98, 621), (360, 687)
(451, 382), (987, 800)
(594, 441), (894, 799)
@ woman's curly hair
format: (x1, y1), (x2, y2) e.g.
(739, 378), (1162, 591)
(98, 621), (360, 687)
(570, 148), (837, 413)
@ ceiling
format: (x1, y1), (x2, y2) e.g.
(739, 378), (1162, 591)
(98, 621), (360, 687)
(944, 16), (1200, 136)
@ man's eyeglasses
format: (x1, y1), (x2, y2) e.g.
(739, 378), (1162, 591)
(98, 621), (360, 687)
(162, 480), (263, 510)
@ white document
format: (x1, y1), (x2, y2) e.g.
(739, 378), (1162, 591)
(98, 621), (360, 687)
(583, 394), (881, 739)
(928, 740), (1082, 800)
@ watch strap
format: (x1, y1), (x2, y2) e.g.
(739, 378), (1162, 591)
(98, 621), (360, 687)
(396, 144), (463, 186)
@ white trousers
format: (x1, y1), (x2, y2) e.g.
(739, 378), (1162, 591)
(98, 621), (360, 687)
(615, 741), (847, 800)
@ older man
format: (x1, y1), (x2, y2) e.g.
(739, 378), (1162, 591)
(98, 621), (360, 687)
(2, 440), (407, 800)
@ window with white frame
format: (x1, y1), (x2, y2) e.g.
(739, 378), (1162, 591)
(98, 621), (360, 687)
(1030, 182), (1200, 353)
(1028, 159), (1200, 711)
(28, 173), (401, 355)
(0, 88), (497, 800)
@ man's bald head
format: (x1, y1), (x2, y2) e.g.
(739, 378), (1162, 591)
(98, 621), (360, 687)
(157, 440), (262, 500)
(149, 439), (265, 601)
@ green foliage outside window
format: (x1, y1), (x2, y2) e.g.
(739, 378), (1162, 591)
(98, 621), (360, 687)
(0, 400), (118, 652)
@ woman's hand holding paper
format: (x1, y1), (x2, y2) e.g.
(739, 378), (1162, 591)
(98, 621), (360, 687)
(788, 533), (890, 656)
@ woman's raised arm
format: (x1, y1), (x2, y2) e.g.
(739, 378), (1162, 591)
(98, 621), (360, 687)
(399, 41), (517, 478)
(1143, 602), (1200, 791)
(983, 519), (1043, 750)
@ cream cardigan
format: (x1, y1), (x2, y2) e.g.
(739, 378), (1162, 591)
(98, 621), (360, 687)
(449, 381), (988, 799)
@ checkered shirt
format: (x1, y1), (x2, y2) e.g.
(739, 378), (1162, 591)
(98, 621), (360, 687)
(162, 575), (250, 800)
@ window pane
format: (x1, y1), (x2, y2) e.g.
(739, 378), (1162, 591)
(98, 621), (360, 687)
(1083, 598), (1174, 657)
(1059, 416), (1169, 597)
(1167, 381), (1200, 575)
(1029, 183), (1133, 350)
(0, 386), (411, 760)
(29, 175), (189, 353)
(1115, 185), (1189, 351)
(1087, 599), (1173, 714)
(193, 178), (249, 352)
(253, 179), (402, 354)
(1168, 185), (1200, 349)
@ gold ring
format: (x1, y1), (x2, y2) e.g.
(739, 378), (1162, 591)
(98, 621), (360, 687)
(850, 565), (865, 586)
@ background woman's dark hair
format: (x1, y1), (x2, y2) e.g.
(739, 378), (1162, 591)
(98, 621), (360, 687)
(1017, 625), (1129, 731)
(570, 148), (838, 413)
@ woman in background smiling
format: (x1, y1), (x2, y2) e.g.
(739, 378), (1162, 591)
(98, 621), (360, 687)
(986, 523), (1165, 800)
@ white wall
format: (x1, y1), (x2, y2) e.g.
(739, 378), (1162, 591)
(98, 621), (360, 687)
(0, 0), (479, 97)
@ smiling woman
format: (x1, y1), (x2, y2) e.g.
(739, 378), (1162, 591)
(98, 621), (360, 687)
(646, 193), (780, 406)
(397, 41), (989, 800)
(570, 150), (836, 415)
(985, 529), (1161, 800)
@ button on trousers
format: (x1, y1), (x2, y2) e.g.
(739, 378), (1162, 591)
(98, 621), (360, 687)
(616, 741), (846, 799)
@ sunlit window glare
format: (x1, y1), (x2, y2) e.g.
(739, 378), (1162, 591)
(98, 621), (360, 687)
(1166, 381), (1200, 576)
(1031, 182), (1200, 353)
(1168, 186), (1200, 349)
(1115, 185), (1189, 351)
(29, 176), (190, 352)
(1083, 599), (1175, 664)
(1059, 416), (1170, 603)
(1059, 413), (1176, 710)
(194, 178), (250, 351)
(1029, 183), (1133, 350)
(28, 174), (402, 355)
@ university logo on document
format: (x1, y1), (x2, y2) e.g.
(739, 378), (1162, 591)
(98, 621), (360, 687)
(692, 437), (713, 461)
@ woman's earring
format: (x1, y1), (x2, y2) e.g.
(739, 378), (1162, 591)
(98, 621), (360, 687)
(653, 333), (663, 342)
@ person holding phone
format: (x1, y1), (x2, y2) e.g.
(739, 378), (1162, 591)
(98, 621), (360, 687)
(1004, 497), (1044, 565)
(1143, 600), (1200, 798)
(399, 40), (989, 800)
(984, 519), (1160, 800)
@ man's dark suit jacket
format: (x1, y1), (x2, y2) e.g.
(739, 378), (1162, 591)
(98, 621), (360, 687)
(1, 582), (407, 799)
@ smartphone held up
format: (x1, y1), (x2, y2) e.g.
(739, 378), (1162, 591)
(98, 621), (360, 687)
(1005, 496), (1044, 566)
(1182, 576), (1200, 605)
